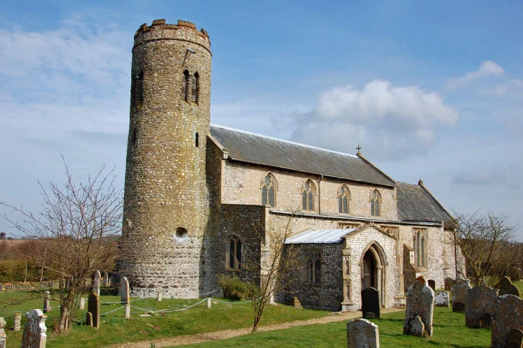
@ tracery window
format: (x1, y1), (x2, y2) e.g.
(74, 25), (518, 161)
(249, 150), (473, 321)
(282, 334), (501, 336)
(261, 173), (277, 207)
(306, 252), (321, 284)
(302, 180), (316, 211)
(370, 189), (381, 217)
(414, 229), (428, 268)
(226, 236), (242, 270)
(338, 185), (350, 214)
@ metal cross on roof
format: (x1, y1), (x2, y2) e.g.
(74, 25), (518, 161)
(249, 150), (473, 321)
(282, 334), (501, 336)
(356, 145), (362, 154)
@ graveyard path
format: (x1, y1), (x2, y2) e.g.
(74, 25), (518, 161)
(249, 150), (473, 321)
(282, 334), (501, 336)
(105, 307), (404, 348)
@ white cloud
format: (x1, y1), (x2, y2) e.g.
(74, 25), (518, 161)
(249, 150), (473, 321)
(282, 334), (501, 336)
(446, 60), (504, 91)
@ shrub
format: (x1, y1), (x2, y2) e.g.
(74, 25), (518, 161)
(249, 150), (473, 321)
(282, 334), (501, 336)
(217, 275), (260, 300)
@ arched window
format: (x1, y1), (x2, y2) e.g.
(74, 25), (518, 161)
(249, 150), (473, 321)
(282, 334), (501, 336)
(338, 185), (350, 214)
(370, 189), (381, 217)
(306, 252), (321, 284)
(132, 70), (144, 108)
(192, 72), (199, 103)
(414, 229), (428, 268)
(302, 180), (316, 211)
(421, 236), (425, 267)
(261, 173), (277, 207)
(182, 70), (190, 101)
(226, 236), (241, 270)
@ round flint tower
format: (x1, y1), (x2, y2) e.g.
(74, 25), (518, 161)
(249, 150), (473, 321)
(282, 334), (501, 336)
(121, 19), (211, 298)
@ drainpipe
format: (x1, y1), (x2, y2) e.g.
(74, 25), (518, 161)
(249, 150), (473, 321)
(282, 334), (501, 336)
(318, 175), (323, 214)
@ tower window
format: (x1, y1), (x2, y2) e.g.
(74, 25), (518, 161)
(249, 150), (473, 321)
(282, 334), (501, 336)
(261, 173), (277, 207)
(132, 70), (144, 108)
(195, 132), (199, 147)
(226, 236), (242, 270)
(182, 70), (190, 101)
(370, 189), (381, 217)
(338, 185), (350, 214)
(192, 72), (199, 103)
(302, 179), (316, 212)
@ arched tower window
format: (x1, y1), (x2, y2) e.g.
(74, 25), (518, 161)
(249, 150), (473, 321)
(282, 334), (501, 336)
(226, 236), (242, 270)
(132, 70), (144, 108)
(182, 70), (190, 101)
(338, 185), (350, 214)
(192, 72), (199, 103)
(370, 189), (381, 217)
(261, 173), (277, 207)
(302, 179), (316, 212)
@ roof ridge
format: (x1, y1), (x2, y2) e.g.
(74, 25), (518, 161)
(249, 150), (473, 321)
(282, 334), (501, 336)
(210, 124), (359, 159)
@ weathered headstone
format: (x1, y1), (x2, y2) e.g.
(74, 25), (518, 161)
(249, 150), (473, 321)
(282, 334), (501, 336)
(79, 298), (85, 310)
(404, 276), (434, 338)
(451, 277), (471, 312)
(465, 284), (498, 328)
(21, 309), (47, 348)
(361, 287), (380, 319)
(119, 277), (130, 304)
(206, 297), (212, 309)
(507, 328), (523, 348)
(435, 291), (450, 307)
(85, 313), (93, 328)
(347, 318), (379, 348)
(0, 317), (6, 348)
(124, 304), (131, 319)
(43, 291), (51, 313)
(410, 315), (425, 337)
(102, 272), (109, 286)
(495, 276), (520, 297)
(13, 313), (21, 331)
(156, 291), (162, 302)
(444, 277), (454, 291)
(491, 295), (523, 348)
(428, 280), (436, 291)
(86, 292), (100, 329)
(293, 297), (302, 309)
(93, 271), (101, 297)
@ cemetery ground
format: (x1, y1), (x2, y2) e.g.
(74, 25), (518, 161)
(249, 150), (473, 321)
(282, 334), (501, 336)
(1, 281), (522, 347)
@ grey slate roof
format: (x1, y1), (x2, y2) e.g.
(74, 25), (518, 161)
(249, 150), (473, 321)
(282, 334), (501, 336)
(285, 229), (356, 244)
(210, 125), (395, 187)
(396, 182), (455, 226)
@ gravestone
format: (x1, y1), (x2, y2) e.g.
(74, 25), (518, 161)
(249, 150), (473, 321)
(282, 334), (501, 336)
(361, 287), (380, 319)
(293, 297), (303, 309)
(508, 328), (523, 348)
(206, 297), (212, 309)
(13, 313), (21, 331)
(120, 277), (130, 304)
(43, 291), (51, 313)
(451, 277), (471, 312)
(93, 271), (101, 297)
(491, 295), (523, 348)
(428, 280), (436, 291)
(0, 317), (6, 348)
(102, 272), (109, 286)
(410, 315), (425, 337)
(124, 304), (131, 319)
(444, 277), (454, 290)
(465, 284), (498, 328)
(495, 276), (520, 297)
(79, 298), (85, 310)
(156, 291), (162, 302)
(435, 291), (450, 307)
(404, 276), (434, 338)
(21, 309), (47, 348)
(86, 292), (100, 329)
(347, 318), (380, 348)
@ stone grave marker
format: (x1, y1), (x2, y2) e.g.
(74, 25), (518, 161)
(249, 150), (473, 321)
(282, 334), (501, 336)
(156, 291), (162, 302)
(451, 276), (471, 312)
(361, 287), (380, 319)
(21, 309), (47, 348)
(465, 284), (498, 328)
(508, 328), (523, 348)
(86, 292), (100, 329)
(0, 317), (6, 348)
(293, 297), (303, 309)
(124, 304), (131, 319)
(93, 271), (101, 297)
(79, 298), (85, 310)
(13, 313), (21, 331)
(120, 277), (130, 304)
(347, 318), (379, 348)
(404, 276), (434, 338)
(444, 277), (454, 290)
(491, 295), (523, 348)
(428, 280), (436, 291)
(435, 291), (449, 307)
(102, 272), (109, 286)
(43, 291), (51, 313)
(495, 276), (520, 297)
(206, 297), (212, 309)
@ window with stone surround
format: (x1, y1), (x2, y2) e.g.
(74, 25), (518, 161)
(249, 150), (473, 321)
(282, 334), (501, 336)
(261, 173), (277, 207)
(182, 70), (189, 101)
(226, 236), (242, 270)
(192, 72), (199, 103)
(370, 189), (381, 217)
(302, 179), (316, 212)
(305, 251), (321, 284)
(338, 185), (350, 214)
(414, 228), (428, 268)
(131, 70), (144, 108)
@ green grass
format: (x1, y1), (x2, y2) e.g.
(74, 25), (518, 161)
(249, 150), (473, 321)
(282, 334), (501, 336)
(176, 307), (492, 348)
(0, 288), (327, 348)
(514, 280), (523, 294)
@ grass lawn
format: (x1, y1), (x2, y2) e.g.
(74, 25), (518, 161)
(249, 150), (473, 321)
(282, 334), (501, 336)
(514, 280), (523, 294)
(0, 288), (328, 348)
(176, 307), (492, 348)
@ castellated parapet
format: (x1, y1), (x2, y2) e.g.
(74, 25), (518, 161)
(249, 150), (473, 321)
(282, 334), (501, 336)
(120, 19), (212, 298)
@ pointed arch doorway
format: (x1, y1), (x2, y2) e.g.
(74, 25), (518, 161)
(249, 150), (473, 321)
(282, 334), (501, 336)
(361, 243), (387, 306)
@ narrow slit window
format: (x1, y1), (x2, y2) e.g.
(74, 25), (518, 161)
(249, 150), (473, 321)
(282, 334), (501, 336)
(195, 132), (199, 147)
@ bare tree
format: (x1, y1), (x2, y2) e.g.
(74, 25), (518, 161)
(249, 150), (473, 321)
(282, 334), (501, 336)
(0, 159), (122, 332)
(453, 211), (519, 286)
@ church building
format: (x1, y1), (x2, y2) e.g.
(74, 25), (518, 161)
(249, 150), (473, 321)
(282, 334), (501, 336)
(119, 19), (460, 312)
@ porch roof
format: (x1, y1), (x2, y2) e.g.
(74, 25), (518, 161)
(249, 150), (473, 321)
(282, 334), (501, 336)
(284, 228), (356, 244)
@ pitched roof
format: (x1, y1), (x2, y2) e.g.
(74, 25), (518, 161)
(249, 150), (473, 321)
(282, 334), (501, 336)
(396, 182), (455, 227)
(284, 229), (356, 244)
(209, 125), (395, 187)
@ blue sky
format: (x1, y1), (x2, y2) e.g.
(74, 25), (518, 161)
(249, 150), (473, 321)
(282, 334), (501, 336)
(1, 0), (522, 240)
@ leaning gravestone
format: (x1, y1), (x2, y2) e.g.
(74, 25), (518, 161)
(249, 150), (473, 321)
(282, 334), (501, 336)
(465, 284), (498, 329)
(491, 295), (523, 348)
(444, 277), (454, 291)
(495, 276), (520, 297)
(0, 317), (6, 348)
(93, 271), (101, 297)
(21, 309), (47, 348)
(451, 277), (471, 312)
(361, 287), (380, 319)
(347, 318), (379, 348)
(435, 291), (450, 307)
(120, 277), (130, 304)
(404, 276), (434, 338)
(507, 328), (523, 348)
(86, 292), (100, 329)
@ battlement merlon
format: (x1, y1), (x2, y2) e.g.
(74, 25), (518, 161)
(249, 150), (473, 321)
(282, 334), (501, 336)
(134, 19), (211, 54)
